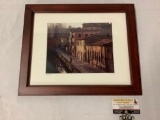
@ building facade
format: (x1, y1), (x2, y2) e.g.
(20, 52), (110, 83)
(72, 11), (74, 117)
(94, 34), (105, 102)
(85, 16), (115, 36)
(69, 23), (112, 57)
(76, 39), (86, 61)
(70, 29), (100, 57)
(76, 35), (114, 72)
(68, 23), (113, 72)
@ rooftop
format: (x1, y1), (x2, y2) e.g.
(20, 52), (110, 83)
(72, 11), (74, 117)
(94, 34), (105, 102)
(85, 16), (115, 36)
(82, 23), (111, 27)
(84, 35), (112, 46)
(70, 28), (100, 32)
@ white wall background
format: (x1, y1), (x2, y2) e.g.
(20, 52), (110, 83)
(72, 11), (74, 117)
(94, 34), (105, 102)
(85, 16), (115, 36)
(0, 0), (160, 120)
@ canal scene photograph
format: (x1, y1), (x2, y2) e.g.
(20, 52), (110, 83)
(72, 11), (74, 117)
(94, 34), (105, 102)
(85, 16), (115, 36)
(46, 23), (114, 73)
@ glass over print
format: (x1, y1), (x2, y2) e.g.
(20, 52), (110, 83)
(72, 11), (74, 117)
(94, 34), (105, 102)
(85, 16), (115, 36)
(18, 4), (142, 95)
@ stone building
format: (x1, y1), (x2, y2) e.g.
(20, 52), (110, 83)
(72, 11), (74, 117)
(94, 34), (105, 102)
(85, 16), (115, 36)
(76, 35), (114, 72)
(60, 37), (69, 52)
(69, 23), (112, 57)
(76, 39), (86, 61)
(70, 28), (100, 57)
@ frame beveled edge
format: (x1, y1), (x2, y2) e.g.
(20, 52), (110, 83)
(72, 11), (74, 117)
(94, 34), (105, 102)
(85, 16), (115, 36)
(18, 4), (142, 96)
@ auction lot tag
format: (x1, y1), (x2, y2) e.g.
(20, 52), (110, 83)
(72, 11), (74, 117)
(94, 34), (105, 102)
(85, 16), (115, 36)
(112, 98), (140, 114)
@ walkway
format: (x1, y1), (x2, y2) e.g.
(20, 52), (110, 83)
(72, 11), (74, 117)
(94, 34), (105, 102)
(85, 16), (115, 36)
(56, 50), (105, 73)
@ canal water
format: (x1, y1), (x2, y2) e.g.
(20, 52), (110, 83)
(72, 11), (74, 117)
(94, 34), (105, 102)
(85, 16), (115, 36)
(46, 50), (67, 73)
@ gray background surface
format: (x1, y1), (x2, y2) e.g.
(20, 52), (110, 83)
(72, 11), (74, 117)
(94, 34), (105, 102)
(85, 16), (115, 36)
(0, 0), (160, 120)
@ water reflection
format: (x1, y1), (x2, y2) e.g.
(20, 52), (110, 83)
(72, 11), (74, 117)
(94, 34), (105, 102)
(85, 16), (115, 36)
(56, 64), (66, 73)
(46, 50), (67, 73)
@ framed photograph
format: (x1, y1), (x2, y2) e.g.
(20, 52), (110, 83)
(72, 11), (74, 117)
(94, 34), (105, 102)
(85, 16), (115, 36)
(18, 4), (142, 95)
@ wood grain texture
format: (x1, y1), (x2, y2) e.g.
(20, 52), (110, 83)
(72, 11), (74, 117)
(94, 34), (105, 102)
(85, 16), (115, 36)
(18, 4), (142, 95)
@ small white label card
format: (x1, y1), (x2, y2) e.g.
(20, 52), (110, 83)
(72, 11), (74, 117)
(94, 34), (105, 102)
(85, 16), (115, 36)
(112, 98), (140, 114)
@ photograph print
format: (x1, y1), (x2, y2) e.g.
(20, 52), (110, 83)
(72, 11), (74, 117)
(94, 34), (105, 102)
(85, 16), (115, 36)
(46, 23), (114, 73)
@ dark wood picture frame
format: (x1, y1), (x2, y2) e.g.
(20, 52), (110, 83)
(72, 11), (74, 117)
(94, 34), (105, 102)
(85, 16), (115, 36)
(18, 4), (142, 95)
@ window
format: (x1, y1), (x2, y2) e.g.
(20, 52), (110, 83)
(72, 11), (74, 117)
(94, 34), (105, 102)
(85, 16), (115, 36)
(85, 34), (88, 37)
(78, 34), (81, 38)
